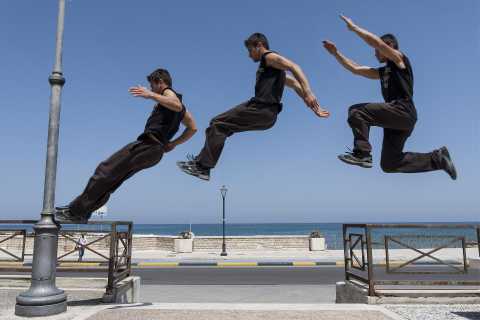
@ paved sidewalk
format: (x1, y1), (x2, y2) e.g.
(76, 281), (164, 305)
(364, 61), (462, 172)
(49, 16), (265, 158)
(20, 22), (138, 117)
(0, 303), (405, 320)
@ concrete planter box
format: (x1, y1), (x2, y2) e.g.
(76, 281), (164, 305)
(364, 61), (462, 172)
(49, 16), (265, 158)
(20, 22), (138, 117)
(469, 258), (480, 269)
(309, 237), (325, 251)
(174, 238), (193, 253)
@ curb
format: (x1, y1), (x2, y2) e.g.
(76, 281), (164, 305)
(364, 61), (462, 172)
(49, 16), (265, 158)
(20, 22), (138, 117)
(0, 260), (465, 269)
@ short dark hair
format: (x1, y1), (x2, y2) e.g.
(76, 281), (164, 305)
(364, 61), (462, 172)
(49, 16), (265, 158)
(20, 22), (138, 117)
(380, 33), (399, 50)
(147, 68), (172, 87)
(244, 33), (270, 50)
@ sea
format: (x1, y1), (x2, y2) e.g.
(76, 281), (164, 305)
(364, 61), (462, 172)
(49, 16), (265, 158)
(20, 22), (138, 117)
(2, 222), (478, 250)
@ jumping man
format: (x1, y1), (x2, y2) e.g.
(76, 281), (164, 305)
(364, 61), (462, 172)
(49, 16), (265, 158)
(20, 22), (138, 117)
(177, 32), (329, 181)
(55, 69), (197, 223)
(323, 16), (457, 179)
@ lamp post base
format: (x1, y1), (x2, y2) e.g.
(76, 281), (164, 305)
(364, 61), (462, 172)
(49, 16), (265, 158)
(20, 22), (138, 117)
(220, 251), (228, 256)
(15, 300), (67, 317)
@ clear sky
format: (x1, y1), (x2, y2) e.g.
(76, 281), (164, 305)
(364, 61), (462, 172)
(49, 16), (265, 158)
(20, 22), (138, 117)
(0, 0), (478, 224)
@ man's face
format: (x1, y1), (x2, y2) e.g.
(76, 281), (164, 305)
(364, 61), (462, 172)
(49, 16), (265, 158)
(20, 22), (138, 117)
(149, 79), (164, 93)
(247, 45), (262, 62)
(375, 48), (387, 63)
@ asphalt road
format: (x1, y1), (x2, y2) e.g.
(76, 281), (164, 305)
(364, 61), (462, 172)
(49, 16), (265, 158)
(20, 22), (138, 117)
(133, 266), (345, 285)
(0, 266), (345, 285)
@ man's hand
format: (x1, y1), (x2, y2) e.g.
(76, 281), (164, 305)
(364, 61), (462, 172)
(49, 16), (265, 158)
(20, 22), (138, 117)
(303, 92), (330, 118)
(340, 15), (358, 32)
(323, 40), (338, 56)
(164, 142), (176, 153)
(129, 85), (153, 99)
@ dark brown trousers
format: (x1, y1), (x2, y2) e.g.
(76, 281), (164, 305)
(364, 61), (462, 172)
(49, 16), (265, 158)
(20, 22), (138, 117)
(197, 100), (279, 169)
(69, 137), (164, 218)
(348, 101), (440, 173)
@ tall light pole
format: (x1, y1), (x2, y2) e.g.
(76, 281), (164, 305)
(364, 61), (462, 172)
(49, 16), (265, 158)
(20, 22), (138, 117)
(16, 0), (68, 316)
(220, 185), (228, 257)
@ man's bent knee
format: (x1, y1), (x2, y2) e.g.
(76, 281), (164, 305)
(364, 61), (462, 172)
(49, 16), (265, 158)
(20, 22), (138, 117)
(380, 161), (398, 173)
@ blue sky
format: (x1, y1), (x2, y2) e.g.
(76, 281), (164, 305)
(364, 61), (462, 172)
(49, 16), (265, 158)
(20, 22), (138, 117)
(0, 0), (478, 224)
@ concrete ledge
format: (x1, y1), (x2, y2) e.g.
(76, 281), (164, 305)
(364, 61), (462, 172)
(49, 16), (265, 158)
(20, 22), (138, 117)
(336, 280), (480, 304)
(469, 258), (480, 269)
(102, 276), (141, 304)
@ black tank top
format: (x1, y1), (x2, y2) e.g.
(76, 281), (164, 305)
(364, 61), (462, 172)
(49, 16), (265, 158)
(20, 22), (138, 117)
(378, 54), (414, 103)
(253, 51), (286, 106)
(140, 87), (186, 144)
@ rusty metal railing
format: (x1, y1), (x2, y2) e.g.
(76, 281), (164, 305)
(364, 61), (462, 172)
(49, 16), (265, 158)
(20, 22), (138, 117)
(343, 223), (480, 296)
(0, 220), (133, 296)
(0, 229), (27, 262)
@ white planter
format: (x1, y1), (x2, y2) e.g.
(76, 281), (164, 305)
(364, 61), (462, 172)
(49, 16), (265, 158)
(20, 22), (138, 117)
(469, 258), (480, 269)
(309, 237), (325, 251)
(174, 238), (193, 253)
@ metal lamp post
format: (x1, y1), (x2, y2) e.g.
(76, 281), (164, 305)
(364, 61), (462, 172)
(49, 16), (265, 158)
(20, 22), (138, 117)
(220, 185), (228, 257)
(15, 0), (68, 316)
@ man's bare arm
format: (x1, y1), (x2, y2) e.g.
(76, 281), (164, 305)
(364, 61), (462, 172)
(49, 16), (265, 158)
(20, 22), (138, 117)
(285, 76), (304, 98)
(129, 86), (183, 112)
(323, 40), (379, 79)
(164, 110), (197, 152)
(266, 53), (329, 118)
(340, 15), (405, 69)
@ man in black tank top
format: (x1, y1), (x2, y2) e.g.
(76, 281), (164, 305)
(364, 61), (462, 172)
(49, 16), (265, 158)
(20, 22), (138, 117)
(322, 16), (457, 179)
(55, 69), (197, 223)
(177, 33), (329, 181)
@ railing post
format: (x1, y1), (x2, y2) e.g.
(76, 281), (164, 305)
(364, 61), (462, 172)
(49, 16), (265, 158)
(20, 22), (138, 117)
(127, 223), (133, 277)
(477, 226), (480, 257)
(343, 224), (349, 281)
(366, 226), (375, 296)
(462, 237), (468, 273)
(21, 230), (27, 262)
(106, 223), (118, 295)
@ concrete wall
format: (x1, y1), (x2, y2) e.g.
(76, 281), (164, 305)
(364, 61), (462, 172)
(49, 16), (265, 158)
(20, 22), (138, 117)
(0, 233), (314, 254)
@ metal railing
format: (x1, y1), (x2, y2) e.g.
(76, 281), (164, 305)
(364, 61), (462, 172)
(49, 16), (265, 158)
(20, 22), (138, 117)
(0, 220), (133, 295)
(343, 223), (480, 296)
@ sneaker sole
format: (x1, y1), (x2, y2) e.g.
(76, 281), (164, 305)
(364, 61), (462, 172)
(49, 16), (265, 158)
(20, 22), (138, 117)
(338, 156), (373, 168)
(178, 164), (210, 181)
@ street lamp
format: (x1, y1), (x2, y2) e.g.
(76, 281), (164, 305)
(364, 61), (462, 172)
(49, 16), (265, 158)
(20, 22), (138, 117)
(15, 0), (67, 316)
(220, 185), (228, 257)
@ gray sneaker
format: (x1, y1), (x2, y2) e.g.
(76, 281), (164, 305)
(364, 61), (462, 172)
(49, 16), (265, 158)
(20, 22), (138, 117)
(338, 151), (373, 168)
(55, 206), (88, 224)
(437, 146), (457, 180)
(176, 161), (210, 181)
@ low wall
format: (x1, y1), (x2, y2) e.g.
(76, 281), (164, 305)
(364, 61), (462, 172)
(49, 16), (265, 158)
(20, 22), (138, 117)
(0, 233), (315, 253)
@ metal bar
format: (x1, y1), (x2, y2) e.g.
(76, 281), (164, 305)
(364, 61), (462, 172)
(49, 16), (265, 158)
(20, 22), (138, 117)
(366, 226), (375, 296)
(0, 231), (27, 262)
(0, 247), (23, 261)
(20, 230), (26, 262)
(388, 237), (464, 273)
(347, 224), (477, 229)
(345, 271), (369, 284)
(106, 223), (117, 295)
(127, 223), (132, 277)
(343, 224), (349, 281)
(0, 232), (22, 245)
(385, 235), (391, 273)
(477, 226), (480, 257)
(375, 280), (480, 286)
(462, 237), (468, 273)
(58, 233), (110, 260)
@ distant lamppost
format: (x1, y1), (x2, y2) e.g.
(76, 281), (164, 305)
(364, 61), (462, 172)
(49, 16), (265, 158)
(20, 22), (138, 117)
(220, 185), (228, 256)
(15, 0), (67, 317)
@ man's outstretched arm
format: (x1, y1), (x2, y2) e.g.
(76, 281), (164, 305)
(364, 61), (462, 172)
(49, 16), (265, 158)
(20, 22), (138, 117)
(339, 15), (405, 69)
(323, 40), (379, 79)
(164, 110), (197, 152)
(129, 86), (183, 112)
(266, 53), (329, 118)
